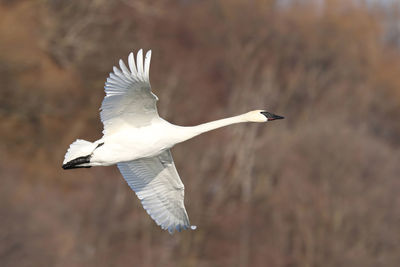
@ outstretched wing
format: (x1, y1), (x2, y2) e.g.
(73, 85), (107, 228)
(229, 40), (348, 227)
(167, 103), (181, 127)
(101, 49), (159, 135)
(117, 150), (196, 234)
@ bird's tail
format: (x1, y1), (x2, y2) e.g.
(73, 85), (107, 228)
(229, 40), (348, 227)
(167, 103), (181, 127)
(62, 139), (97, 169)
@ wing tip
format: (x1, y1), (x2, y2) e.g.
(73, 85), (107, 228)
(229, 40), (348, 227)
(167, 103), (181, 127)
(167, 224), (196, 234)
(122, 49), (153, 81)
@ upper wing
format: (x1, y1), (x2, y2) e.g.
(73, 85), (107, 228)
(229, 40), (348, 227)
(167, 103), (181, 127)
(117, 150), (196, 234)
(101, 49), (159, 135)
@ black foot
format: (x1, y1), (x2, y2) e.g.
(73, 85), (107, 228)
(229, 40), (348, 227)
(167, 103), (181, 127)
(62, 155), (91, 169)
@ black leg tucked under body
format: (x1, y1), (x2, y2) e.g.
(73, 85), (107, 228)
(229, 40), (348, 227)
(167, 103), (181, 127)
(62, 155), (92, 169)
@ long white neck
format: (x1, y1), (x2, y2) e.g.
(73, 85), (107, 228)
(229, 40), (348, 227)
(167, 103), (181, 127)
(175, 114), (249, 143)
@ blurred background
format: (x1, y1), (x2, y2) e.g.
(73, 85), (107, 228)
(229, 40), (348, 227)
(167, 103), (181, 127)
(1, 0), (400, 266)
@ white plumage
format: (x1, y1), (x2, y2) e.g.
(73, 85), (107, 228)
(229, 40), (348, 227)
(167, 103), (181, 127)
(118, 150), (194, 233)
(101, 50), (158, 135)
(62, 49), (284, 234)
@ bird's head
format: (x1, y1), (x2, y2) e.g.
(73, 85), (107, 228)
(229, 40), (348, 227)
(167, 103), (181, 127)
(245, 110), (285, 122)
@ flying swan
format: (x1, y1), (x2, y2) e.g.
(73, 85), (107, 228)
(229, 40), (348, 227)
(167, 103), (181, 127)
(62, 49), (284, 234)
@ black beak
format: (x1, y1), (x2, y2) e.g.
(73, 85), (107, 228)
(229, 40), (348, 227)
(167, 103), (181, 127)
(261, 111), (285, 121)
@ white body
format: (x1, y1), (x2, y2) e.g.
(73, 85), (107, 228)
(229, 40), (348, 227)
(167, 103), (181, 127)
(62, 49), (282, 234)
(91, 119), (179, 166)
(91, 114), (253, 166)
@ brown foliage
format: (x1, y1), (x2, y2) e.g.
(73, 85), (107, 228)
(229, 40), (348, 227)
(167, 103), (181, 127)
(1, 0), (400, 266)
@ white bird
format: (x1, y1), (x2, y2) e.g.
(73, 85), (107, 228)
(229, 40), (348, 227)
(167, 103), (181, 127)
(62, 49), (284, 234)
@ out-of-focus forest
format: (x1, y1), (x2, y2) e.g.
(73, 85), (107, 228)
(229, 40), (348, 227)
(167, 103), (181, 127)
(1, 0), (400, 266)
